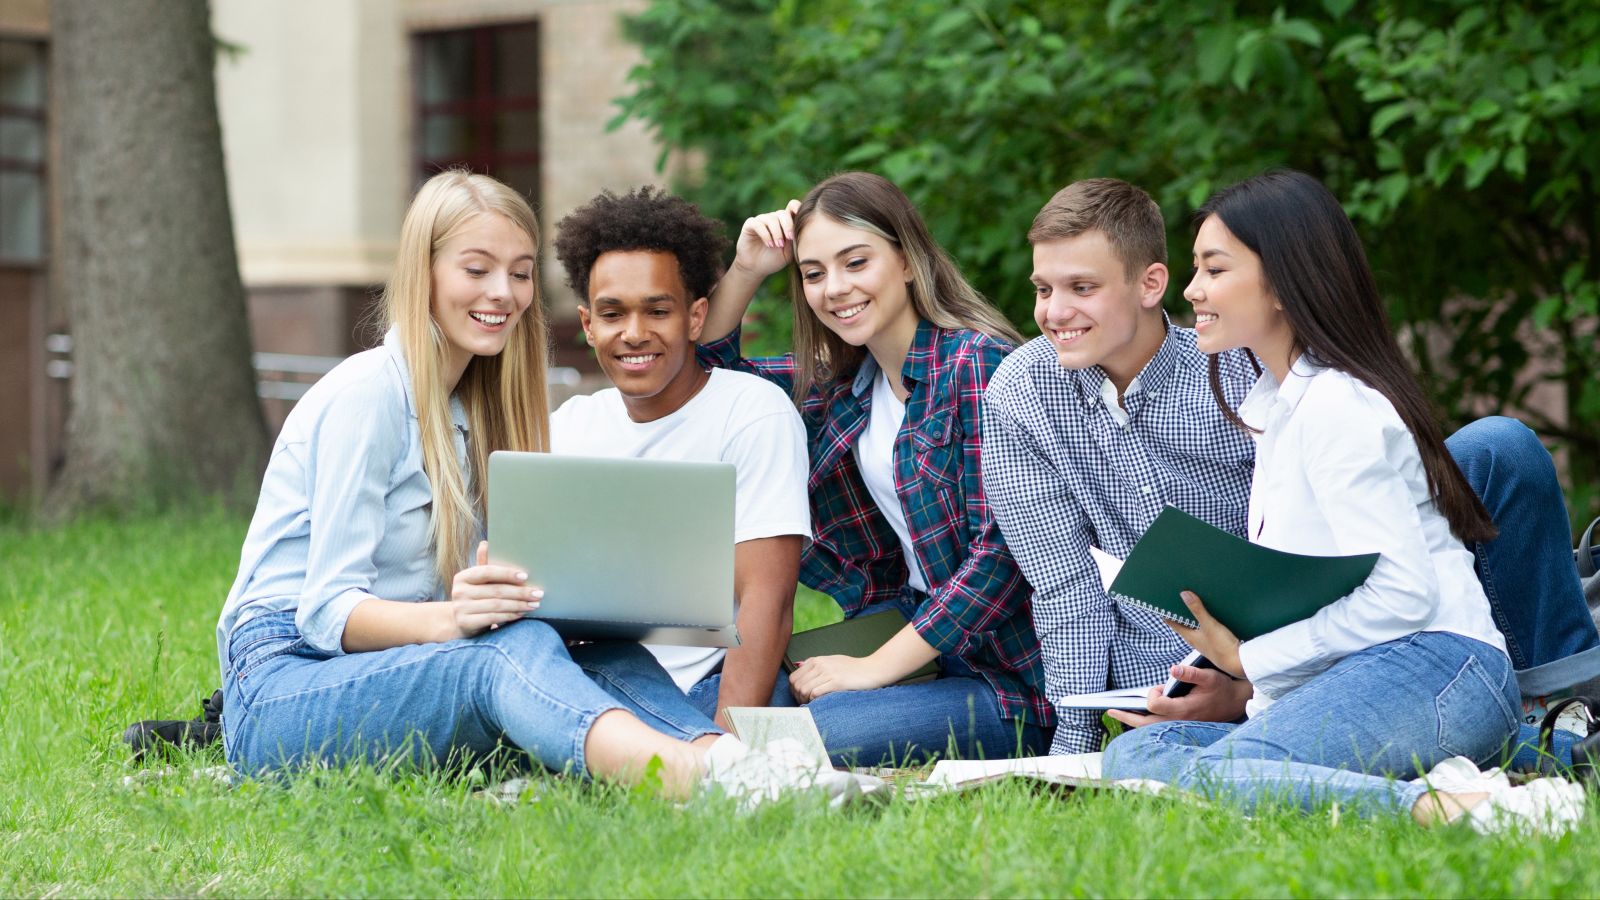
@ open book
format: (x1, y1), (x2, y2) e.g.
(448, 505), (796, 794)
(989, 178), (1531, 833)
(722, 707), (832, 768)
(919, 753), (1106, 790)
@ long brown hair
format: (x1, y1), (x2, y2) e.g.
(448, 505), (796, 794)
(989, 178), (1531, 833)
(785, 172), (1023, 403)
(383, 171), (551, 586)
(1198, 170), (1494, 543)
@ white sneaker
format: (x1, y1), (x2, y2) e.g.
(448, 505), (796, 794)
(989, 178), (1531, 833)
(702, 735), (883, 811)
(1417, 755), (1586, 837)
(1417, 755), (1510, 794)
(1466, 776), (1587, 838)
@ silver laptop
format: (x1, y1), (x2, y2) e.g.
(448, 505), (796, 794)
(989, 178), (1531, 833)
(486, 451), (739, 647)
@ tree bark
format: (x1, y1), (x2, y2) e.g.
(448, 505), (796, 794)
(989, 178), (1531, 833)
(46, 0), (266, 517)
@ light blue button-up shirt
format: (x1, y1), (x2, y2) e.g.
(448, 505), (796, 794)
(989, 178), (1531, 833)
(215, 329), (469, 676)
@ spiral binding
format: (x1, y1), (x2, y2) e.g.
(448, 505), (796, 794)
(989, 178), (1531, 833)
(1110, 590), (1197, 629)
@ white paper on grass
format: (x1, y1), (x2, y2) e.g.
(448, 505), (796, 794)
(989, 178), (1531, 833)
(918, 752), (1169, 797)
(923, 752), (1105, 788)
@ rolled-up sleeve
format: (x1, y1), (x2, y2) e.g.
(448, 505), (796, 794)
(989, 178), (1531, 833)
(295, 381), (407, 654)
(698, 326), (799, 396)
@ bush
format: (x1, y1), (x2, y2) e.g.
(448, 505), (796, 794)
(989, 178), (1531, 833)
(615, 0), (1600, 527)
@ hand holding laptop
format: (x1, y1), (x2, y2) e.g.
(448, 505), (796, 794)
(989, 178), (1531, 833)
(440, 541), (545, 639)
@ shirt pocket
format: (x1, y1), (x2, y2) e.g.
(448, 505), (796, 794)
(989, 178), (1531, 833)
(912, 406), (963, 493)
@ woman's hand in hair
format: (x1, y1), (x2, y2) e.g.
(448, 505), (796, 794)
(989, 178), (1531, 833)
(1166, 591), (1245, 679)
(445, 541), (544, 640)
(729, 200), (801, 281)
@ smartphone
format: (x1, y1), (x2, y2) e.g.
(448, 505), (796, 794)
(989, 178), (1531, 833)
(1161, 649), (1219, 699)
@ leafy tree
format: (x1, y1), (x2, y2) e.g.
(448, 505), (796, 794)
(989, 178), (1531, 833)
(615, 0), (1599, 527)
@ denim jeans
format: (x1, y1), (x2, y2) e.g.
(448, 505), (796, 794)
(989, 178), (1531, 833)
(1447, 416), (1600, 693)
(1103, 631), (1520, 817)
(685, 667), (800, 721)
(222, 610), (720, 777)
(804, 668), (1052, 767)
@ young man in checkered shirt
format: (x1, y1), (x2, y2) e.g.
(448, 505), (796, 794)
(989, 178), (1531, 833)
(979, 179), (1257, 755)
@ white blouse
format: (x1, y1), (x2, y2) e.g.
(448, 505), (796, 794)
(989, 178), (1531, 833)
(1235, 358), (1506, 703)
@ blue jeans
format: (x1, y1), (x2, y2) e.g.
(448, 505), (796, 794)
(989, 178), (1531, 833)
(686, 667), (799, 720)
(222, 611), (720, 777)
(1448, 417), (1600, 692)
(805, 671), (1051, 767)
(1103, 632), (1520, 817)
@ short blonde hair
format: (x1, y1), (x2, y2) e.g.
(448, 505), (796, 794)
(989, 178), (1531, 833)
(1028, 178), (1166, 280)
(382, 170), (551, 587)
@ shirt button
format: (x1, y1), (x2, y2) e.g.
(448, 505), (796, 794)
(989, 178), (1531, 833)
(1141, 486), (1154, 494)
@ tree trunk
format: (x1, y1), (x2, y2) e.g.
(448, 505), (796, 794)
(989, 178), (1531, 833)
(46, 0), (266, 517)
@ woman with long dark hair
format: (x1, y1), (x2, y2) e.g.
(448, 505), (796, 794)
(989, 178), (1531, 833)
(1101, 170), (1584, 833)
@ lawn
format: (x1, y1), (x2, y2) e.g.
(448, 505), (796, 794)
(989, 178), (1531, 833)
(2, 507), (1597, 898)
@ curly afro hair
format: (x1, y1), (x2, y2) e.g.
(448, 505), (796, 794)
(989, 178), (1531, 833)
(554, 186), (729, 303)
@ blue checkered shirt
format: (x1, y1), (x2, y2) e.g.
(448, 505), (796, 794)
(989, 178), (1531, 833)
(981, 324), (1258, 754)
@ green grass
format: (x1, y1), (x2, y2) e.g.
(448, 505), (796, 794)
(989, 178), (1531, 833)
(3, 510), (1598, 897)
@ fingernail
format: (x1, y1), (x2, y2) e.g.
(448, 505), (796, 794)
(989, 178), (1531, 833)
(516, 571), (528, 581)
(529, 588), (544, 599)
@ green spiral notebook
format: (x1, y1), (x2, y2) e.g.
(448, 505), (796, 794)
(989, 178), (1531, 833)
(1100, 506), (1379, 641)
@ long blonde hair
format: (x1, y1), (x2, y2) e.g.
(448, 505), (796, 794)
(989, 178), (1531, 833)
(785, 172), (1023, 403)
(382, 170), (551, 587)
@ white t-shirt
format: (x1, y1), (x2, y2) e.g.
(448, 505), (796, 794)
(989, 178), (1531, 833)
(549, 368), (812, 691)
(852, 368), (928, 592)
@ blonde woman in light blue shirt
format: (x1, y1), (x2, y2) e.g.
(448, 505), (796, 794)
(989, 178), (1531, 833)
(215, 171), (844, 801)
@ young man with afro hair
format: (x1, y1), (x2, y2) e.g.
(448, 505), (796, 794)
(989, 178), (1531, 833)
(551, 187), (810, 727)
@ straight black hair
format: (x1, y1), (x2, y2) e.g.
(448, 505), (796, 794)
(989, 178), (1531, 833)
(1198, 170), (1495, 544)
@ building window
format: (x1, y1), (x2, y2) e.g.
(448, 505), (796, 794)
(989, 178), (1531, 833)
(0, 38), (47, 265)
(413, 22), (540, 206)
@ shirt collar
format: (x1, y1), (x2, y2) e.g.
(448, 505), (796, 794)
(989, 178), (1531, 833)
(1238, 353), (1323, 430)
(1069, 313), (1177, 412)
(850, 317), (937, 398)
(383, 326), (470, 433)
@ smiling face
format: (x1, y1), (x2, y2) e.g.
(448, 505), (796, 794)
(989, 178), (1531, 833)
(578, 249), (709, 422)
(1030, 230), (1168, 391)
(794, 214), (921, 357)
(1184, 215), (1296, 376)
(431, 212), (537, 387)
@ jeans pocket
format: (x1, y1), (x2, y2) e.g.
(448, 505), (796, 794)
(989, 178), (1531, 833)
(1435, 654), (1518, 760)
(233, 635), (305, 682)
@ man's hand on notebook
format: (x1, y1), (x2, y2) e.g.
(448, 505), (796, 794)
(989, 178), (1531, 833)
(1105, 664), (1252, 728)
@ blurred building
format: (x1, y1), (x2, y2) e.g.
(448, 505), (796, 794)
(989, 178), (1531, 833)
(0, 0), (674, 500)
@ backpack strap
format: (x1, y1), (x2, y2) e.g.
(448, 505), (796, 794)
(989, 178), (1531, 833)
(1538, 695), (1600, 781)
(1579, 516), (1598, 579)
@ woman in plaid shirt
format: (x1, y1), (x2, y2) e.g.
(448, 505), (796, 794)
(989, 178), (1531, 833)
(701, 172), (1052, 765)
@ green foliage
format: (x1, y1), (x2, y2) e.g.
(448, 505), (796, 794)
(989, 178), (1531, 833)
(616, 0), (1600, 525)
(6, 512), (1600, 895)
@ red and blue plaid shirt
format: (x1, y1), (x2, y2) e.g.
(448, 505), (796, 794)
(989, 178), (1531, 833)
(699, 320), (1050, 727)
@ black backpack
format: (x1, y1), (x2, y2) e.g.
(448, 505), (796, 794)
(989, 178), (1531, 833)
(123, 690), (223, 761)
